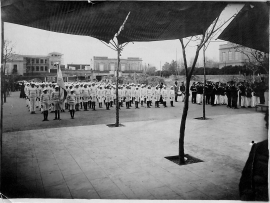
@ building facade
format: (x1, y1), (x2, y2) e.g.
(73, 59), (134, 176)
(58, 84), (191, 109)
(5, 52), (63, 76)
(219, 42), (251, 68)
(93, 56), (143, 76)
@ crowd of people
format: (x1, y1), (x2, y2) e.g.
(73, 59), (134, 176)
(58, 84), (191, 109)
(20, 81), (180, 121)
(19, 78), (267, 121)
(189, 79), (267, 109)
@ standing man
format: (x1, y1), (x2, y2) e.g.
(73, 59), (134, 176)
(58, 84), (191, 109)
(154, 86), (160, 108)
(134, 86), (140, 109)
(40, 88), (50, 121)
(180, 82), (185, 102)
(51, 86), (61, 120)
(28, 83), (38, 114)
(231, 82), (238, 109)
(174, 81), (179, 102)
(82, 83), (90, 111)
(170, 86), (175, 107)
(239, 82), (246, 108)
(226, 82), (232, 108)
(190, 82), (197, 104)
(67, 89), (76, 119)
(161, 86), (168, 107)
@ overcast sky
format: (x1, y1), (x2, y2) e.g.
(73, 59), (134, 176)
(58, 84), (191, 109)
(5, 3), (244, 70)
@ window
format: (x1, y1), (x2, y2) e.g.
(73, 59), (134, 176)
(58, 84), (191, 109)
(45, 59), (47, 64)
(235, 52), (241, 60)
(222, 52), (226, 62)
(229, 51), (233, 60)
(31, 67), (34, 71)
(40, 59), (44, 64)
(13, 65), (18, 74)
(36, 66), (39, 71)
(45, 66), (48, 71)
(36, 59), (39, 64)
(31, 59), (35, 63)
(99, 64), (104, 71)
(121, 64), (125, 71)
(26, 58), (30, 64)
(110, 63), (115, 71)
(40, 66), (44, 71)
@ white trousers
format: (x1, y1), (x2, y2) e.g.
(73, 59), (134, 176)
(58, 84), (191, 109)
(29, 98), (36, 112)
(214, 95), (220, 105)
(245, 97), (251, 107)
(241, 96), (246, 107)
(197, 94), (202, 104)
(252, 96), (260, 107)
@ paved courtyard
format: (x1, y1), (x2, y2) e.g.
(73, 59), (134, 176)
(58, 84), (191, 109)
(2, 105), (267, 200)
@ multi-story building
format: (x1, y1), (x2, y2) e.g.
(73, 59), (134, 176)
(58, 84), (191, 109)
(5, 52), (63, 76)
(219, 42), (255, 68)
(93, 56), (143, 78)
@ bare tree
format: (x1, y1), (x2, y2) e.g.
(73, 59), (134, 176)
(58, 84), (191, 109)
(2, 40), (16, 102)
(233, 45), (269, 81)
(178, 12), (236, 164)
(99, 12), (130, 127)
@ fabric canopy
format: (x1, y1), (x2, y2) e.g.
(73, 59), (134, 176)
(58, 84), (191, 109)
(2, 0), (227, 44)
(218, 2), (269, 53)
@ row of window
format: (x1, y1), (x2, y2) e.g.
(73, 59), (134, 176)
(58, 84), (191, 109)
(95, 63), (142, 71)
(26, 66), (48, 72)
(26, 58), (48, 64)
(221, 51), (241, 62)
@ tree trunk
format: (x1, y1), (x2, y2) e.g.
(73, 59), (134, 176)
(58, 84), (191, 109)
(179, 76), (191, 164)
(179, 38), (202, 165)
(203, 47), (206, 120)
(115, 47), (120, 127)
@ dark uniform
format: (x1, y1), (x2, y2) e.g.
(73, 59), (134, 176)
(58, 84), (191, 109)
(190, 82), (197, 104)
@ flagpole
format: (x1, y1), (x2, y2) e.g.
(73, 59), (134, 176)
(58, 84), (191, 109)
(58, 65), (61, 113)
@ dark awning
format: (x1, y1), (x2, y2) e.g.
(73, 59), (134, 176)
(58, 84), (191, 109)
(2, 1), (227, 44)
(218, 2), (269, 53)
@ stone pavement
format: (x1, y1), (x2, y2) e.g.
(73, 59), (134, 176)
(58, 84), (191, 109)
(2, 112), (267, 200)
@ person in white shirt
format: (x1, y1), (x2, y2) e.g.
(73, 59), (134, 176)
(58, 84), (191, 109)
(82, 84), (90, 111)
(125, 85), (131, 109)
(67, 89), (76, 119)
(170, 86), (175, 107)
(154, 86), (161, 108)
(134, 86), (140, 109)
(74, 84), (81, 111)
(28, 83), (38, 114)
(161, 86), (169, 107)
(146, 86), (152, 108)
(40, 88), (50, 121)
(91, 83), (97, 111)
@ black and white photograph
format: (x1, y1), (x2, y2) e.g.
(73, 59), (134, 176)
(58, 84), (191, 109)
(1, 0), (269, 202)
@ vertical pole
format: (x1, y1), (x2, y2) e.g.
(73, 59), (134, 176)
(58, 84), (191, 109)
(160, 61), (161, 77)
(115, 45), (120, 127)
(203, 45), (206, 120)
(0, 20), (4, 192)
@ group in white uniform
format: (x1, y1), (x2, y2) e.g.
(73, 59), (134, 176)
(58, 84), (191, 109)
(23, 82), (178, 121)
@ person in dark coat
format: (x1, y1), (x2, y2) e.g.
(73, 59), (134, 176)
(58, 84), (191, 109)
(231, 82), (238, 109)
(239, 111), (268, 201)
(20, 82), (26, 98)
(174, 81), (179, 102)
(190, 82), (197, 104)
(205, 82), (212, 105)
(258, 78), (266, 104)
(226, 82), (232, 108)
(211, 83), (216, 106)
